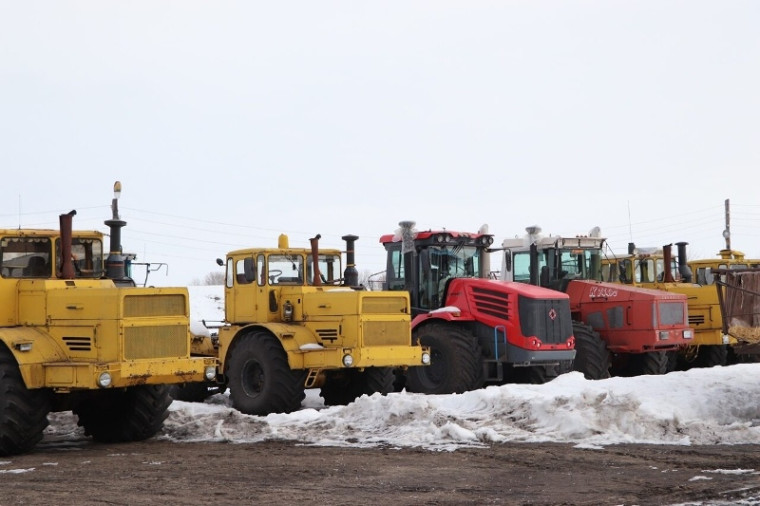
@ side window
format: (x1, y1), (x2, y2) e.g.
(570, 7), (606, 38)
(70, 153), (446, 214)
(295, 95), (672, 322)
(55, 238), (104, 278)
(257, 254), (266, 286)
(1, 237), (52, 278)
(235, 258), (252, 285)
(512, 252), (533, 283)
(226, 258), (234, 288)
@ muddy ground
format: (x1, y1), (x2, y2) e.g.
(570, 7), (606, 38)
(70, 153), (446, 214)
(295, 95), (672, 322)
(1, 439), (758, 505)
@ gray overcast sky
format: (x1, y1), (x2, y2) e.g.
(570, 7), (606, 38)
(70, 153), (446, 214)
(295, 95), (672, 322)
(1, 1), (759, 286)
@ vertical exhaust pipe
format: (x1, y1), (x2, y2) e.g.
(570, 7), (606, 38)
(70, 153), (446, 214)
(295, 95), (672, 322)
(309, 234), (322, 286)
(59, 210), (77, 279)
(676, 241), (692, 283)
(662, 244), (675, 283)
(342, 234), (359, 287)
(399, 221), (418, 295)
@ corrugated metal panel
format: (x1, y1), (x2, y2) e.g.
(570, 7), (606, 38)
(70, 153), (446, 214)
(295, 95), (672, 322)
(124, 325), (188, 359)
(124, 294), (186, 317)
(363, 320), (409, 346)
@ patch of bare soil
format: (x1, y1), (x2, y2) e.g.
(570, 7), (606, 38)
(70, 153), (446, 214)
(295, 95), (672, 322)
(1, 440), (758, 505)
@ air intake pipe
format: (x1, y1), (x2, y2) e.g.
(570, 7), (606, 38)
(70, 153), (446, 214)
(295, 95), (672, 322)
(342, 234), (359, 287)
(103, 181), (135, 286)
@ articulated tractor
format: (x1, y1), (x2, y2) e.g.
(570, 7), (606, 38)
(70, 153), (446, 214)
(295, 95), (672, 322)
(379, 222), (576, 394)
(0, 183), (217, 456)
(173, 233), (430, 415)
(499, 227), (694, 378)
(603, 242), (760, 367)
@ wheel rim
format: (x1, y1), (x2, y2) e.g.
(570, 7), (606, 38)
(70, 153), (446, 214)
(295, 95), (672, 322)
(241, 359), (265, 397)
(421, 347), (448, 385)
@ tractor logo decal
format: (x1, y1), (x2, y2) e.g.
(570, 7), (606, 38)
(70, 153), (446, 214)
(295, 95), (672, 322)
(548, 308), (557, 320)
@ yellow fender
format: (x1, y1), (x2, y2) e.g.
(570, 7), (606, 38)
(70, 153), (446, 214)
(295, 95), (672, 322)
(0, 327), (68, 388)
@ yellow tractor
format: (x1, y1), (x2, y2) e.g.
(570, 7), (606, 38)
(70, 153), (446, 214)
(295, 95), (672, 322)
(173, 234), (430, 415)
(0, 183), (217, 456)
(601, 242), (758, 368)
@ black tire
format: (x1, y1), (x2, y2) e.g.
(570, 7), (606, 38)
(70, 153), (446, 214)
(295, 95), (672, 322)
(572, 322), (611, 380)
(694, 345), (728, 368)
(320, 367), (394, 406)
(226, 331), (305, 416)
(168, 382), (222, 403)
(625, 351), (668, 376)
(528, 359), (574, 384)
(405, 323), (483, 394)
(74, 385), (172, 443)
(0, 348), (51, 456)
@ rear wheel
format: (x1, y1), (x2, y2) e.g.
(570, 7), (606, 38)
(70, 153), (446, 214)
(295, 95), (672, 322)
(694, 345), (728, 368)
(405, 323), (483, 394)
(572, 322), (611, 380)
(226, 331), (305, 416)
(320, 367), (394, 406)
(74, 385), (171, 443)
(0, 347), (51, 456)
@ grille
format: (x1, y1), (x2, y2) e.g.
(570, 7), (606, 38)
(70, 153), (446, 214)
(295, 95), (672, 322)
(62, 336), (92, 352)
(518, 296), (572, 345)
(363, 320), (409, 346)
(316, 328), (339, 343)
(124, 294), (186, 318)
(689, 315), (706, 325)
(472, 287), (511, 320)
(124, 325), (188, 359)
(362, 296), (407, 314)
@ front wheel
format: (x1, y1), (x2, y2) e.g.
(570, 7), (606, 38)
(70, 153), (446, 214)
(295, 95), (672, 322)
(0, 347), (51, 456)
(226, 331), (305, 416)
(405, 323), (483, 394)
(320, 367), (394, 406)
(74, 385), (172, 443)
(572, 322), (611, 380)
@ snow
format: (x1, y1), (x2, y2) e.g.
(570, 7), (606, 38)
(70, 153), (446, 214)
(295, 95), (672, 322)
(40, 285), (760, 453)
(154, 285), (760, 451)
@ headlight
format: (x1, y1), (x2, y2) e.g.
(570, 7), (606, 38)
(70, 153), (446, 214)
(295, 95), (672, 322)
(204, 366), (217, 381)
(342, 354), (354, 367)
(97, 371), (112, 388)
(683, 330), (693, 339)
(421, 352), (431, 365)
(658, 331), (670, 341)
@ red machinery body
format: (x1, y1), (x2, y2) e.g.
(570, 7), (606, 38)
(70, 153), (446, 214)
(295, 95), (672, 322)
(564, 279), (692, 353)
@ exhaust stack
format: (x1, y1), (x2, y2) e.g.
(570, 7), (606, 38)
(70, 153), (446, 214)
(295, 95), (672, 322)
(59, 210), (77, 279)
(676, 242), (693, 283)
(310, 234), (322, 286)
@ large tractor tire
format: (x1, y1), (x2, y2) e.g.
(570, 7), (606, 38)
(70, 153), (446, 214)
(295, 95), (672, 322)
(226, 331), (306, 416)
(0, 348), (52, 456)
(405, 323), (483, 394)
(74, 385), (172, 443)
(571, 322), (611, 380)
(528, 360), (574, 384)
(320, 367), (394, 406)
(623, 351), (668, 376)
(694, 345), (728, 368)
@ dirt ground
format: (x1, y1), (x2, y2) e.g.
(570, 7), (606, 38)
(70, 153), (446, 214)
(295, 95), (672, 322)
(1, 439), (758, 505)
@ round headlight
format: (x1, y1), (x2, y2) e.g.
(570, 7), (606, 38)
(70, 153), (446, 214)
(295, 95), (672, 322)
(97, 371), (112, 388)
(421, 352), (431, 365)
(342, 354), (354, 367)
(204, 366), (217, 381)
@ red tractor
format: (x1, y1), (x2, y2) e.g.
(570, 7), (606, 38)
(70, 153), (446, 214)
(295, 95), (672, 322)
(499, 226), (695, 378)
(379, 222), (576, 394)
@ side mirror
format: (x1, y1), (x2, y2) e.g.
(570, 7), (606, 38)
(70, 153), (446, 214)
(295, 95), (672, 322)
(216, 258), (224, 266)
